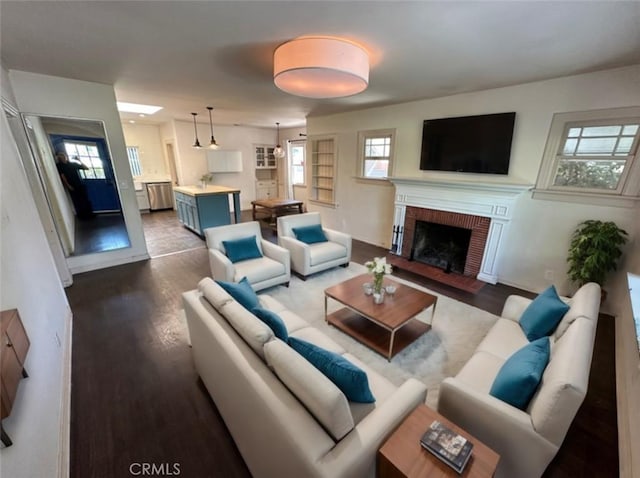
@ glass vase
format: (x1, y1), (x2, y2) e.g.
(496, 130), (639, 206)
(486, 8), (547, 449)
(373, 273), (384, 295)
(373, 289), (385, 304)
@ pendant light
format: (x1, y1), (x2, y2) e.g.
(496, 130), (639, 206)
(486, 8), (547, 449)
(273, 122), (285, 159)
(206, 106), (220, 150)
(191, 112), (202, 149)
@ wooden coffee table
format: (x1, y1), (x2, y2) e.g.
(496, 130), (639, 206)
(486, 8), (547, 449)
(324, 274), (437, 361)
(251, 198), (304, 229)
(378, 404), (500, 477)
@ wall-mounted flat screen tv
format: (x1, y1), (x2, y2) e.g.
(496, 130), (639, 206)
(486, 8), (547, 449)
(420, 112), (515, 174)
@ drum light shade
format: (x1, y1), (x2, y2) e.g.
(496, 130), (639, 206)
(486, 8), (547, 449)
(274, 37), (369, 98)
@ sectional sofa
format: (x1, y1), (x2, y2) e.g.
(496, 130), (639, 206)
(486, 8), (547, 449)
(182, 277), (427, 478)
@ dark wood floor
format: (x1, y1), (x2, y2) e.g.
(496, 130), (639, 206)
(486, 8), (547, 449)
(73, 212), (130, 255)
(66, 210), (617, 478)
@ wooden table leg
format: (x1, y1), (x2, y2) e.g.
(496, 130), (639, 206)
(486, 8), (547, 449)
(252, 203), (257, 221)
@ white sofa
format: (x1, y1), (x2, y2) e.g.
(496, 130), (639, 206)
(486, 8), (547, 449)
(204, 221), (290, 291)
(437, 282), (601, 478)
(277, 212), (351, 279)
(183, 277), (427, 478)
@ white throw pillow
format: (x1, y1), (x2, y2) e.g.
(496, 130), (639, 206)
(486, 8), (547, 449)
(198, 277), (233, 309)
(264, 339), (354, 441)
(220, 300), (274, 360)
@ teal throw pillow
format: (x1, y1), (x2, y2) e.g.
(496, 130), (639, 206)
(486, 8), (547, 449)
(292, 224), (328, 244)
(489, 337), (550, 410)
(288, 337), (375, 403)
(215, 277), (259, 311)
(222, 235), (263, 263)
(519, 285), (570, 341)
(252, 307), (288, 342)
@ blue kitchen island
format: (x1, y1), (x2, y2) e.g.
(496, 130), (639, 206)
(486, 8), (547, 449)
(173, 185), (241, 236)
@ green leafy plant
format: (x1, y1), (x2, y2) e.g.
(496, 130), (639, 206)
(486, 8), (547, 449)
(567, 220), (628, 287)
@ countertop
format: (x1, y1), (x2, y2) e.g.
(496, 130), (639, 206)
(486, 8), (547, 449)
(173, 185), (241, 196)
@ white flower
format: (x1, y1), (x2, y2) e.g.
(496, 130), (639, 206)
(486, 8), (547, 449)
(366, 256), (392, 276)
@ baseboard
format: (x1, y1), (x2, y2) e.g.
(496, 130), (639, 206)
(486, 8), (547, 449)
(69, 252), (150, 275)
(57, 306), (73, 478)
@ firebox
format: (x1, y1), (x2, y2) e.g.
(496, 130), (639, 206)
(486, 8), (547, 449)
(410, 221), (472, 273)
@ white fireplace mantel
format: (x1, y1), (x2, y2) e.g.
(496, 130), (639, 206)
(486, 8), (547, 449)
(389, 176), (533, 284)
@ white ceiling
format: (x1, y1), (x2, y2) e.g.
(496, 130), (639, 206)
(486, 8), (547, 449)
(2, 1), (639, 128)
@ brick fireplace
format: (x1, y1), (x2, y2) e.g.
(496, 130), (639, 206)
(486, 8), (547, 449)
(401, 206), (491, 277)
(389, 177), (531, 287)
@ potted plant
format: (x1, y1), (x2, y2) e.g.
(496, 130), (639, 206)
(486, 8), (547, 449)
(200, 173), (214, 188)
(567, 220), (628, 299)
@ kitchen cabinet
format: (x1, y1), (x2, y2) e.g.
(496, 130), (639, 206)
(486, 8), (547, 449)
(255, 180), (278, 200)
(254, 145), (276, 169)
(1, 309), (30, 447)
(207, 150), (243, 173)
(135, 188), (150, 211)
(173, 185), (241, 236)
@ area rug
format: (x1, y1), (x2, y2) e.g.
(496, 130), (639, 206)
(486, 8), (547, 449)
(264, 262), (499, 407)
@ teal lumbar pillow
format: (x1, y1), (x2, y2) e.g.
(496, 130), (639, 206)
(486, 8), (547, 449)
(222, 235), (263, 263)
(288, 337), (375, 403)
(252, 307), (288, 342)
(215, 277), (259, 310)
(489, 337), (550, 410)
(292, 224), (328, 244)
(519, 285), (570, 341)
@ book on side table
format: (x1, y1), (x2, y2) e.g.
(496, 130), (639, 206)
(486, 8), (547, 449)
(420, 420), (474, 474)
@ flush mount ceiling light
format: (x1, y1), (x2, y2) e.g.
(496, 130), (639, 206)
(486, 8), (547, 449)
(206, 106), (220, 150)
(273, 37), (369, 99)
(191, 112), (202, 149)
(117, 102), (163, 115)
(273, 122), (285, 159)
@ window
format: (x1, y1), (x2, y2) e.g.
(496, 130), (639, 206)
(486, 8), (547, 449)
(358, 129), (395, 179)
(534, 107), (640, 207)
(289, 142), (306, 185)
(127, 146), (143, 177)
(63, 141), (106, 179)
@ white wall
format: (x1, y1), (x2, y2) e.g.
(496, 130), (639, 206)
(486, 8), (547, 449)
(168, 120), (289, 210)
(307, 65), (640, 314)
(121, 122), (170, 181)
(8, 70), (149, 273)
(0, 98), (71, 477)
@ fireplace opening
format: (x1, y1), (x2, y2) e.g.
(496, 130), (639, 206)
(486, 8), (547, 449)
(410, 221), (472, 274)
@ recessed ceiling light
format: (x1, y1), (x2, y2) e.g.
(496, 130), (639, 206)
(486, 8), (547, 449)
(117, 102), (163, 115)
(129, 120), (136, 124)
(139, 113), (146, 118)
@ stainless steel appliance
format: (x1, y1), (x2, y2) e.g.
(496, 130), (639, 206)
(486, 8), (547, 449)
(146, 182), (174, 210)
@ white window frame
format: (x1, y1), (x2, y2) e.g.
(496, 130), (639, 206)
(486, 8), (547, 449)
(289, 140), (306, 186)
(357, 129), (396, 181)
(126, 145), (143, 177)
(64, 140), (106, 179)
(533, 107), (640, 208)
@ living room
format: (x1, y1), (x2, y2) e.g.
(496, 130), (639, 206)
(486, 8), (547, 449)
(1, 2), (639, 478)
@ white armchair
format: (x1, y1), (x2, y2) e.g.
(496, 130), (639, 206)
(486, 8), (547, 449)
(204, 221), (290, 291)
(277, 212), (351, 280)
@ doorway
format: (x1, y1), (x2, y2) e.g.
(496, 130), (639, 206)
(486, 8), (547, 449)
(21, 114), (131, 257)
(165, 142), (178, 186)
